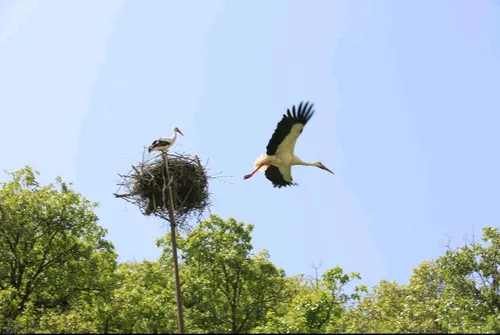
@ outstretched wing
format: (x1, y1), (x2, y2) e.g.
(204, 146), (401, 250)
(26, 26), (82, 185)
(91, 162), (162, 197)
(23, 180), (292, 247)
(266, 101), (315, 156)
(264, 165), (297, 188)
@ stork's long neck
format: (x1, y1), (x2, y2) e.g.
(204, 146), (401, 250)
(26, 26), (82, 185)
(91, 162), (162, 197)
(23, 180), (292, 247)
(292, 156), (316, 166)
(301, 161), (317, 166)
(172, 130), (177, 141)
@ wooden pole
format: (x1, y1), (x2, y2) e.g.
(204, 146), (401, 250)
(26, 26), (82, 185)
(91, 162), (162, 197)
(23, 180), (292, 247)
(161, 152), (185, 334)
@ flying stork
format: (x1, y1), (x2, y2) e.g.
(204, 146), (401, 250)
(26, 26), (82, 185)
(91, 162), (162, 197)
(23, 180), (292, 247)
(243, 101), (334, 188)
(148, 127), (184, 153)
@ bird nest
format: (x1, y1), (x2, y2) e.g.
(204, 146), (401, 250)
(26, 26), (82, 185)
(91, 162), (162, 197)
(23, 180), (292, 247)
(114, 151), (216, 230)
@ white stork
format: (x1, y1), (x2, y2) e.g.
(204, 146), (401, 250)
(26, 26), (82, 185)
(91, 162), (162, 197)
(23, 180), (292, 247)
(243, 101), (334, 188)
(148, 127), (184, 153)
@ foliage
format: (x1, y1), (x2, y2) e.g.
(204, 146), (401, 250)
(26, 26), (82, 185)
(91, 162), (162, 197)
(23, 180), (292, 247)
(102, 261), (178, 333)
(340, 227), (500, 334)
(159, 214), (289, 334)
(0, 166), (118, 333)
(435, 227), (500, 333)
(253, 266), (367, 334)
(2, 166), (500, 334)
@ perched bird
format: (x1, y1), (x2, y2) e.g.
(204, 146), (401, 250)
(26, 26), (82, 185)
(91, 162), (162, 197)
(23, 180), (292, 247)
(148, 127), (184, 153)
(243, 101), (334, 188)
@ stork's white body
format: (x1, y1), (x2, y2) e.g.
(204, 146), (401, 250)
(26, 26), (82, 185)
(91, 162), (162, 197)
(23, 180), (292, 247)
(253, 153), (306, 171)
(244, 102), (334, 188)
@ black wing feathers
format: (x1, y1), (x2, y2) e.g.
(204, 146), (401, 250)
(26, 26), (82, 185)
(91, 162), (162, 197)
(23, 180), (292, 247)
(266, 101), (315, 155)
(148, 139), (171, 152)
(264, 166), (296, 188)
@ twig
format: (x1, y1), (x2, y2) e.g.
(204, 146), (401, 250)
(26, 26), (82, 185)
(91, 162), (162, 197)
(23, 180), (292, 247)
(113, 193), (136, 198)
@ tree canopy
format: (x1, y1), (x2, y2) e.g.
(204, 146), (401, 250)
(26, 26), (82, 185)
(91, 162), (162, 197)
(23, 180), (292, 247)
(0, 166), (117, 333)
(1, 166), (499, 333)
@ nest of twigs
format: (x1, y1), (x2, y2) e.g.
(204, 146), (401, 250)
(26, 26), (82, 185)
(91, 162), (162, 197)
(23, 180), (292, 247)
(115, 151), (216, 229)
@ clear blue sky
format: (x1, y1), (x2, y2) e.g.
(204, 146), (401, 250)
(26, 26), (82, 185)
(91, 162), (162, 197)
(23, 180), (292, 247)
(1, 0), (500, 289)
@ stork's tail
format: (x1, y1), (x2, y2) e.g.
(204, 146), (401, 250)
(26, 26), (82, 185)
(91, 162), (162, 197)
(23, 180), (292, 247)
(254, 154), (270, 172)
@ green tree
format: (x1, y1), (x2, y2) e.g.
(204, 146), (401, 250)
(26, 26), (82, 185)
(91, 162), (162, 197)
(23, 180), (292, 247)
(158, 214), (288, 334)
(436, 227), (500, 333)
(0, 166), (117, 333)
(339, 278), (412, 333)
(340, 261), (446, 333)
(99, 261), (178, 333)
(254, 266), (366, 334)
(340, 227), (500, 334)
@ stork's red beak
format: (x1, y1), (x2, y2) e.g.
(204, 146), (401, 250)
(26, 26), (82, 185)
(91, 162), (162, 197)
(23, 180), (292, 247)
(176, 129), (184, 136)
(321, 165), (335, 174)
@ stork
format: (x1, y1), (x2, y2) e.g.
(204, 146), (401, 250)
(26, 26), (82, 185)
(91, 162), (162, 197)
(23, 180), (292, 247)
(148, 127), (184, 153)
(243, 101), (334, 188)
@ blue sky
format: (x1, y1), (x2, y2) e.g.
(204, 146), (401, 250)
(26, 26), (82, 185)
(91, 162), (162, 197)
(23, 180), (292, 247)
(1, 0), (500, 289)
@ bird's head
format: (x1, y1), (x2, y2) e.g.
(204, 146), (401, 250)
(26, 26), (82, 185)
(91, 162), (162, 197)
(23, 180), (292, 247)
(314, 162), (335, 174)
(173, 127), (184, 136)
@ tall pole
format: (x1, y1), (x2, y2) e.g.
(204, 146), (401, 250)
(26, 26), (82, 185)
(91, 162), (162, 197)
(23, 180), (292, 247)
(161, 152), (185, 334)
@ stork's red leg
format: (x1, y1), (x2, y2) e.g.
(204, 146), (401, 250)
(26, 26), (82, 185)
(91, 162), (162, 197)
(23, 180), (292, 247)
(244, 164), (266, 180)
